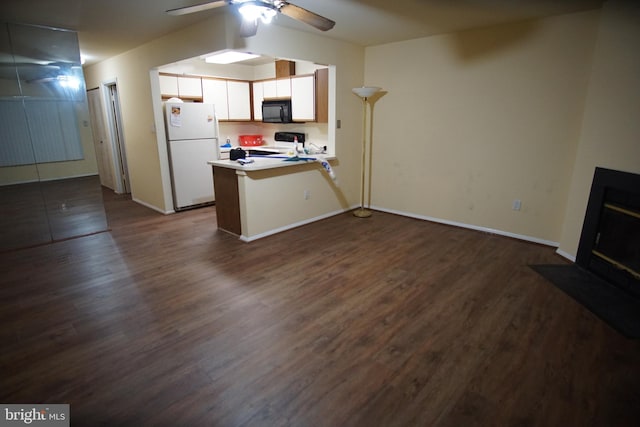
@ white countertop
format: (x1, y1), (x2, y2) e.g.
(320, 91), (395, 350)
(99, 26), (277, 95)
(208, 154), (335, 172)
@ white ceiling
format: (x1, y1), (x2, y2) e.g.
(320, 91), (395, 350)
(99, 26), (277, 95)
(1, 0), (603, 66)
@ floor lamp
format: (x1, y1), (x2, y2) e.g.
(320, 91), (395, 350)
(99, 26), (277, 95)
(352, 86), (381, 218)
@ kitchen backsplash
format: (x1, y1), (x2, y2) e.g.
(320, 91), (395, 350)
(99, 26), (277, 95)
(219, 122), (328, 149)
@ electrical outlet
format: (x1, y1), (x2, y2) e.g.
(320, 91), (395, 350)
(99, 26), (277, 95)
(304, 189), (311, 200)
(512, 199), (521, 211)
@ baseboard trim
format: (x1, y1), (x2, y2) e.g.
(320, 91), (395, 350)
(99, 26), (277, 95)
(555, 249), (576, 262)
(132, 197), (174, 215)
(237, 203), (562, 249)
(240, 208), (349, 242)
(371, 205), (559, 248)
(38, 173), (99, 182)
(1, 173), (99, 187)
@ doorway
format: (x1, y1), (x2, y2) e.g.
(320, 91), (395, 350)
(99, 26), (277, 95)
(87, 88), (115, 190)
(105, 83), (131, 194)
(87, 81), (131, 194)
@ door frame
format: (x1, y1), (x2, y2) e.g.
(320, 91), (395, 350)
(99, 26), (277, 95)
(101, 78), (131, 194)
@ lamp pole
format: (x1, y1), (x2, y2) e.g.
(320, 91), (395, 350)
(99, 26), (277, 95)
(352, 87), (381, 218)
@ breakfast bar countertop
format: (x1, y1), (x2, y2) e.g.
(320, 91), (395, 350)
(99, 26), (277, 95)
(207, 154), (336, 172)
(207, 153), (340, 241)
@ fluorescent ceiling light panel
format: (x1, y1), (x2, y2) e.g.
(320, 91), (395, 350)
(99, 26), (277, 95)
(204, 51), (260, 64)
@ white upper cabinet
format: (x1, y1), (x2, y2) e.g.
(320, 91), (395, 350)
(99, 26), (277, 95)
(227, 81), (251, 121)
(159, 75), (179, 97)
(159, 74), (202, 100)
(262, 80), (277, 99)
(177, 76), (202, 98)
(262, 78), (291, 99)
(160, 67), (326, 123)
(202, 78), (229, 120)
(202, 78), (251, 121)
(291, 75), (315, 122)
(276, 78), (291, 98)
(252, 74), (317, 122)
(252, 81), (263, 121)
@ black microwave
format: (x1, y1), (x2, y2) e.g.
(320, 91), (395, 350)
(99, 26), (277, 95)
(262, 99), (293, 123)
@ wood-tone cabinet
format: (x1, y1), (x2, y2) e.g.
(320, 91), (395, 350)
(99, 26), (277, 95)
(212, 166), (241, 235)
(315, 68), (329, 123)
(275, 60), (295, 78)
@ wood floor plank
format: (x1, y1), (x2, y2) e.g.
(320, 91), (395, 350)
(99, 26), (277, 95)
(1, 188), (640, 426)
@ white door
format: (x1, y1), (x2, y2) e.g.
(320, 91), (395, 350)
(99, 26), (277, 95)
(87, 88), (115, 189)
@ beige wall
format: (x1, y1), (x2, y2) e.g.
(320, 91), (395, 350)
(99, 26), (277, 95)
(557, 0), (640, 259)
(238, 162), (347, 240)
(82, 5), (640, 253)
(364, 10), (600, 244)
(83, 11), (365, 213)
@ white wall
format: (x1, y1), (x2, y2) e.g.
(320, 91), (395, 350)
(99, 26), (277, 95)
(364, 10), (600, 244)
(557, 0), (640, 259)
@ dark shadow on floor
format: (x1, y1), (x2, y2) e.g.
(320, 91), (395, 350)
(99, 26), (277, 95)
(531, 264), (640, 339)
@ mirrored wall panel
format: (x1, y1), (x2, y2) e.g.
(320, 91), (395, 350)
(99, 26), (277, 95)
(0, 23), (107, 251)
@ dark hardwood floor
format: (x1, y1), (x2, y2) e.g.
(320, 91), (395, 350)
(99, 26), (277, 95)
(0, 176), (108, 252)
(1, 188), (639, 426)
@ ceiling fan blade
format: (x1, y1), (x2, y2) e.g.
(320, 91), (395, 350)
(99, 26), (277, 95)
(166, 0), (228, 16)
(278, 2), (335, 31)
(239, 19), (259, 37)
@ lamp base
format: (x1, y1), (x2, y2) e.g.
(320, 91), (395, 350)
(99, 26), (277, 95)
(353, 207), (372, 218)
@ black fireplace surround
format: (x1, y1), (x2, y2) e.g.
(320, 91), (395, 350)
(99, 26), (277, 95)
(576, 167), (640, 299)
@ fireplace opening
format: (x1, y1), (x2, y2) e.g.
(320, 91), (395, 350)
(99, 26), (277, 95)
(577, 168), (640, 299)
(593, 202), (640, 278)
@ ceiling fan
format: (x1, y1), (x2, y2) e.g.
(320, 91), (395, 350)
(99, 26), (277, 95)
(166, 0), (335, 37)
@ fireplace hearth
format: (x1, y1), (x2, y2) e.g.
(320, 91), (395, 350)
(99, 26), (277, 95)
(576, 167), (640, 299)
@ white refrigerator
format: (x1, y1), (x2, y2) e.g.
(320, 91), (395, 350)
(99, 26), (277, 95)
(165, 102), (219, 210)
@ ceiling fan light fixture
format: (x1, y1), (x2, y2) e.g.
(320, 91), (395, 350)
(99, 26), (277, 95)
(238, 2), (277, 24)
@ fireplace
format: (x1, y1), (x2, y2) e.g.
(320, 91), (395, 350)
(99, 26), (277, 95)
(576, 167), (640, 299)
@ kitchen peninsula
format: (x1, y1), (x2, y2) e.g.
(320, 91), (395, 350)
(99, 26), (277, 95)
(208, 155), (343, 241)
